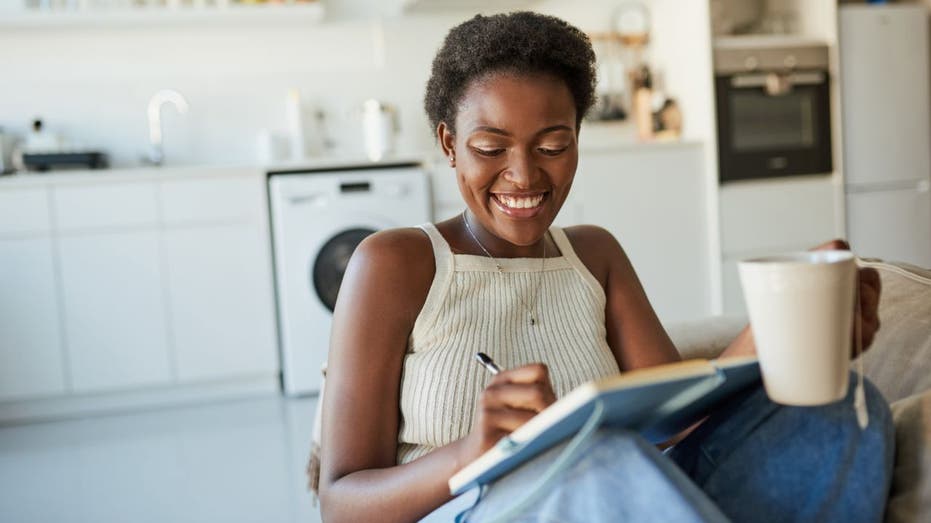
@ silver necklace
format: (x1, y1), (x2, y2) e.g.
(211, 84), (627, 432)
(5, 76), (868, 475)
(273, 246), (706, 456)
(462, 211), (546, 326)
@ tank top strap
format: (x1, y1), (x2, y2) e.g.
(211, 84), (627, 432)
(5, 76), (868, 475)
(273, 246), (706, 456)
(412, 223), (455, 341)
(417, 223), (453, 263)
(549, 226), (606, 303)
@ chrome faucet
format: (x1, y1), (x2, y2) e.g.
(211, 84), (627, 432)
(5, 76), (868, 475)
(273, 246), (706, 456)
(144, 89), (189, 166)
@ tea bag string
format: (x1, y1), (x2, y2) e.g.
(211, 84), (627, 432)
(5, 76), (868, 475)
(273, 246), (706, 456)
(854, 279), (869, 430)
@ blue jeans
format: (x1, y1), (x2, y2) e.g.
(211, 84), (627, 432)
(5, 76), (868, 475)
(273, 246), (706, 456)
(423, 374), (894, 522)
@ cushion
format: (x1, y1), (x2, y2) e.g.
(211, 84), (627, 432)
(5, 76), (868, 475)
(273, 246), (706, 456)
(885, 389), (931, 523)
(667, 315), (746, 360)
(856, 260), (931, 403)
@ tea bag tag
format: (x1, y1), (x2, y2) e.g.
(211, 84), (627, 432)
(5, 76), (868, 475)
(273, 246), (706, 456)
(854, 381), (869, 430)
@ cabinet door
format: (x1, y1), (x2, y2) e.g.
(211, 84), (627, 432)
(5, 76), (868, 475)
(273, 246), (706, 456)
(0, 238), (66, 399)
(58, 231), (172, 392)
(847, 186), (931, 268)
(574, 145), (712, 323)
(0, 188), (51, 236)
(162, 224), (278, 382)
(719, 177), (839, 254)
(54, 181), (158, 232)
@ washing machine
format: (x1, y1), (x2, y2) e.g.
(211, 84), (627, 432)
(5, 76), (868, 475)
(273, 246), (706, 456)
(268, 163), (432, 395)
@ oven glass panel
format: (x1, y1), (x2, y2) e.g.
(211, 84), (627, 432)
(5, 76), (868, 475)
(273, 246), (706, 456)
(730, 89), (816, 151)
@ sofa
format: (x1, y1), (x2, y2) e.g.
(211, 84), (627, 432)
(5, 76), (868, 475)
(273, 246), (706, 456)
(667, 259), (931, 523)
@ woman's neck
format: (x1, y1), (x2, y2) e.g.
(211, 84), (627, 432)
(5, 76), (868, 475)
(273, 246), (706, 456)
(460, 211), (550, 259)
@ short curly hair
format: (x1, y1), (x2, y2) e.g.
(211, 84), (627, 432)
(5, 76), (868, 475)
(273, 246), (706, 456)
(424, 11), (597, 134)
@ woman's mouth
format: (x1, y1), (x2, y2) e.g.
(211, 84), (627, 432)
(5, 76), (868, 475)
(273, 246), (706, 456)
(491, 192), (547, 217)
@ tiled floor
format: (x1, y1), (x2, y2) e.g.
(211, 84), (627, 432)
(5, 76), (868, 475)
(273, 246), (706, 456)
(0, 395), (322, 523)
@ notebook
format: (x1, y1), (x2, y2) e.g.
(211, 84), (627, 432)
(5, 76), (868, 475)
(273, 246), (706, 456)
(448, 356), (761, 495)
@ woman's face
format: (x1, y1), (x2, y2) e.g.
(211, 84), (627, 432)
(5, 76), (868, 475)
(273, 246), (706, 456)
(439, 72), (578, 249)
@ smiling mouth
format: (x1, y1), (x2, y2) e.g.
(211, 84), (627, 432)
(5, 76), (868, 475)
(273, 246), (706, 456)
(492, 192), (547, 210)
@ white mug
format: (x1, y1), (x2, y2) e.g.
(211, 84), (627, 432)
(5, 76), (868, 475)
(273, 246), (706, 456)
(738, 251), (857, 406)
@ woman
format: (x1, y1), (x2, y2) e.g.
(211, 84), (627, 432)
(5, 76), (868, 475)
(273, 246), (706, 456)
(318, 11), (892, 523)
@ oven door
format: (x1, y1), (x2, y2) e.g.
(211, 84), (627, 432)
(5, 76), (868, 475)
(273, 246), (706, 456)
(715, 70), (833, 182)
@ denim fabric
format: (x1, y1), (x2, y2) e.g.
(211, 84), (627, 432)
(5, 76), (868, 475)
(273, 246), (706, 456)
(421, 374), (894, 522)
(667, 372), (895, 523)
(461, 430), (729, 523)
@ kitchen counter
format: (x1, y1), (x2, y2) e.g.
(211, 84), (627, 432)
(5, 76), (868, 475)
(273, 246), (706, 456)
(0, 135), (702, 188)
(578, 121), (702, 153)
(0, 153), (433, 188)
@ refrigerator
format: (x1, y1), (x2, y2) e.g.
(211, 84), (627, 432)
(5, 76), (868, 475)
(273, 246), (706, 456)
(839, 4), (931, 268)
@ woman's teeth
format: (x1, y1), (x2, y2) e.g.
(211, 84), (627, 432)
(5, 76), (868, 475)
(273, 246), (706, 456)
(495, 194), (545, 209)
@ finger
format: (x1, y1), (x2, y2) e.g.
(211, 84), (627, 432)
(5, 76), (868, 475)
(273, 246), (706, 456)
(858, 267), (881, 294)
(856, 272), (881, 322)
(482, 382), (554, 412)
(481, 407), (538, 433)
(856, 320), (878, 354)
(810, 238), (850, 251)
(493, 363), (551, 385)
(860, 283), (881, 323)
(851, 311), (881, 356)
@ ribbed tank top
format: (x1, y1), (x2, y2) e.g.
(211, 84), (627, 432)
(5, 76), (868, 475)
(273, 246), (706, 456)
(397, 223), (621, 464)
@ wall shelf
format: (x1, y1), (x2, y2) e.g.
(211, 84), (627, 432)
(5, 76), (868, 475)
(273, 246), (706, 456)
(0, 2), (324, 28)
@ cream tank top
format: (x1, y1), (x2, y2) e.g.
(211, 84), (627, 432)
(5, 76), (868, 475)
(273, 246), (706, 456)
(397, 223), (621, 464)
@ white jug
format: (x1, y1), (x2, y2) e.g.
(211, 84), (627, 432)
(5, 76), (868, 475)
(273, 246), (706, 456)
(361, 99), (398, 161)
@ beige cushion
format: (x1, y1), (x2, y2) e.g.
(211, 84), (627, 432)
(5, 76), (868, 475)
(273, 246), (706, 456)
(886, 390), (931, 523)
(668, 315), (745, 360)
(856, 260), (931, 403)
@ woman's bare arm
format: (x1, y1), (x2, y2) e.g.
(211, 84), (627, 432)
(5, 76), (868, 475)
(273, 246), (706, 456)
(318, 228), (558, 522)
(319, 229), (464, 522)
(567, 225), (681, 371)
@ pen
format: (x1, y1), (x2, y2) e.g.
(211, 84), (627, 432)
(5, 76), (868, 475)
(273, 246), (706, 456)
(475, 352), (502, 375)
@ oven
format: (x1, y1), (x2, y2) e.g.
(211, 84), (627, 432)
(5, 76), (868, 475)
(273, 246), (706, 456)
(714, 39), (833, 183)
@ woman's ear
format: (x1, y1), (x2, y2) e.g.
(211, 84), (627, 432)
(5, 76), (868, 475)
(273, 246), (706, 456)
(437, 122), (456, 167)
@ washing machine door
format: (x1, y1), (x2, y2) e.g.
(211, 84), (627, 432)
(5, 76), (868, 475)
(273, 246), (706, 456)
(312, 227), (375, 311)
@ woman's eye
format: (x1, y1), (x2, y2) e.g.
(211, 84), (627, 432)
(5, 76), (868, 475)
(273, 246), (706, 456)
(538, 146), (569, 156)
(473, 147), (505, 157)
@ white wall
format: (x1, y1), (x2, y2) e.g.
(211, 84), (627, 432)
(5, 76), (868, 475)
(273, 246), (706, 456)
(1, 1), (718, 170)
(0, 9), (468, 167)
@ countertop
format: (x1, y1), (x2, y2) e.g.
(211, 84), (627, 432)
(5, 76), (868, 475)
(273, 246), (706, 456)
(0, 130), (702, 189)
(0, 153), (432, 188)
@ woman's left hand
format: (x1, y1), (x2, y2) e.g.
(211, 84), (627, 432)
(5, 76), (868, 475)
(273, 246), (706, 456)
(812, 239), (882, 357)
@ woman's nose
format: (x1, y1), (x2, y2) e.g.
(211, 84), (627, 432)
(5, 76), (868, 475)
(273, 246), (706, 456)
(502, 149), (539, 188)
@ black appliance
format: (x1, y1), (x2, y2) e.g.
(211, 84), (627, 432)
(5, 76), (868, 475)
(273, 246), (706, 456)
(713, 39), (833, 183)
(23, 151), (108, 172)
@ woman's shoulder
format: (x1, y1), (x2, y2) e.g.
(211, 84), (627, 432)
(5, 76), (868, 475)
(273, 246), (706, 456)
(561, 224), (617, 245)
(334, 225), (437, 329)
(352, 226), (436, 279)
(560, 224), (623, 257)
(560, 225), (625, 287)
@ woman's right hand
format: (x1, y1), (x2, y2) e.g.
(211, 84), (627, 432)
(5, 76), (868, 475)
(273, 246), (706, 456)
(459, 363), (557, 467)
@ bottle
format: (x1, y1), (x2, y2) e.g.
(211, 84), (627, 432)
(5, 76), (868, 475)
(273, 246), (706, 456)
(632, 65), (653, 141)
(24, 119), (60, 153)
(285, 89), (305, 161)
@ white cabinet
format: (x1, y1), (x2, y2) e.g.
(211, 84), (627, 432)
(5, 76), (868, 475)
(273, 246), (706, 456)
(847, 186), (931, 266)
(0, 168), (279, 418)
(719, 176), (842, 314)
(0, 188), (66, 401)
(159, 173), (277, 382)
(163, 225), (278, 382)
(160, 176), (262, 224)
(0, 188), (52, 235)
(0, 237), (66, 400)
(573, 144), (712, 323)
(59, 231), (173, 392)
(54, 182), (158, 231)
